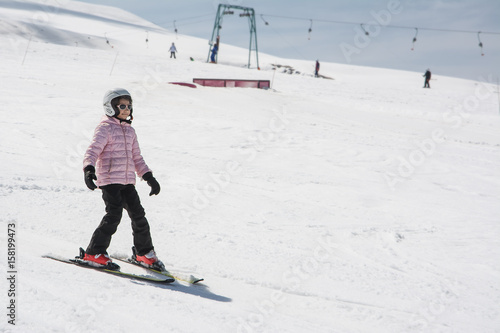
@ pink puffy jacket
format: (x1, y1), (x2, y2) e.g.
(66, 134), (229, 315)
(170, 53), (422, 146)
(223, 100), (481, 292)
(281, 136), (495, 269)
(83, 116), (151, 187)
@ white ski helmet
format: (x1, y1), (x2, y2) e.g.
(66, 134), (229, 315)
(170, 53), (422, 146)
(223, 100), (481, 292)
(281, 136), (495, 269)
(103, 88), (132, 117)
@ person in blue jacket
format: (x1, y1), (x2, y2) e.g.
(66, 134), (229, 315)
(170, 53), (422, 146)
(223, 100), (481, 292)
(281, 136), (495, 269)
(210, 44), (218, 63)
(169, 42), (177, 59)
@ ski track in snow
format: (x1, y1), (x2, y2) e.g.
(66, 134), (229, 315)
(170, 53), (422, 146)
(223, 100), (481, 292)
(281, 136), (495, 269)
(1, 1), (500, 332)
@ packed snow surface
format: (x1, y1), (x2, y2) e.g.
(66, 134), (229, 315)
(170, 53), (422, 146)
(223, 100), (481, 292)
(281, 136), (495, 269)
(1, 1), (499, 332)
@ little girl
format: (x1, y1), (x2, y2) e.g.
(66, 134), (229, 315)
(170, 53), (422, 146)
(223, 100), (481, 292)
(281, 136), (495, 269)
(81, 88), (164, 271)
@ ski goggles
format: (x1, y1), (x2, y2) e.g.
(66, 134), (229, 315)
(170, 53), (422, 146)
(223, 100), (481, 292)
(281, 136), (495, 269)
(117, 104), (132, 110)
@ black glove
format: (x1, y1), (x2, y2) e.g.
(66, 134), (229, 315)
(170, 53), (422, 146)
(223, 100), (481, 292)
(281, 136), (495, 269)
(84, 165), (97, 190)
(143, 172), (160, 196)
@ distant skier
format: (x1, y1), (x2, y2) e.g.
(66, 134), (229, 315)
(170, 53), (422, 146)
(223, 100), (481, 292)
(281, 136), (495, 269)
(315, 60), (320, 77)
(81, 88), (164, 271)
(169, 42), (177, 59)
(210, 43), (218, 63)
(423, 69), (431, 88)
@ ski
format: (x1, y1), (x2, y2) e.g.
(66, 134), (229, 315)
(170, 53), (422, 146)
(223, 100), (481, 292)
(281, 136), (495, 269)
(112, 255), (204, 284)
(42, 254), (175, 284)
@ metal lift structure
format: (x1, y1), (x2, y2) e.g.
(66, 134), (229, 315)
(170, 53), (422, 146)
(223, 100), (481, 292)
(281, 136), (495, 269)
(207, 4), (260, 69)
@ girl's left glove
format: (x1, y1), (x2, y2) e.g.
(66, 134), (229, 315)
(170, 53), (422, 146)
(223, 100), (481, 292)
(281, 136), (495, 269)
(143, 172), (160, 196)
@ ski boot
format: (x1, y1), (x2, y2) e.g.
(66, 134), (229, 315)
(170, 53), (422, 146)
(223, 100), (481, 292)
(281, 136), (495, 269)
(132, 246), (165, 271)
(78, 247), (120, 270)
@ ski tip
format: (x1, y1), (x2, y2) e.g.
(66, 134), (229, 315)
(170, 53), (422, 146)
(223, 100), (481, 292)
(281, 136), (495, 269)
(187, 275), (204, 284)
(42, 253), (66, 260)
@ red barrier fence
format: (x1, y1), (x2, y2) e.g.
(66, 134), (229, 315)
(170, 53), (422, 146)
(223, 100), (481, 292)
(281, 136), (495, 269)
(193, 78), (270, 89)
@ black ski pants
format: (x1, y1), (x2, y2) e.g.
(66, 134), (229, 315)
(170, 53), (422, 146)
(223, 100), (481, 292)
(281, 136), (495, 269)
(86, 184), (153, 256)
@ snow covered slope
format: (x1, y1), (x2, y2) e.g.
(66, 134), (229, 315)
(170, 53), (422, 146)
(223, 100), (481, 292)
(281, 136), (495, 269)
(1, 1), (499, 332)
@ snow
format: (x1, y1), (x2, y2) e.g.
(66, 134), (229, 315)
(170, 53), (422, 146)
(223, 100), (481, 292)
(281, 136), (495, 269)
(1, 1), (500, 332)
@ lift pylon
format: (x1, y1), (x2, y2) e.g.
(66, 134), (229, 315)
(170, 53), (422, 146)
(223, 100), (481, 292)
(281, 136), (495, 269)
(207, 4), (260, 69)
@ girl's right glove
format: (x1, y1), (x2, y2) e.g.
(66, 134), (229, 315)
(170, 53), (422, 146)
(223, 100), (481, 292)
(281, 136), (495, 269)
(143, 172), (160, 196)
(84, 165), (97, 190)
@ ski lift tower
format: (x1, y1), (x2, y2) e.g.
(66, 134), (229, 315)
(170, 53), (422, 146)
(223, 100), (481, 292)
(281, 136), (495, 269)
(207, 4), (260, 69)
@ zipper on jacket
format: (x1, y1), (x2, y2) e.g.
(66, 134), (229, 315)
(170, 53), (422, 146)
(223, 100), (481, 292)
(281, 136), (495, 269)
(121, 124), (130, 183)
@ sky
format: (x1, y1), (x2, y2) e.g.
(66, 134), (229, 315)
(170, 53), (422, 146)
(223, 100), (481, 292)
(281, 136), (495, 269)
(77, 0), (500, 81)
